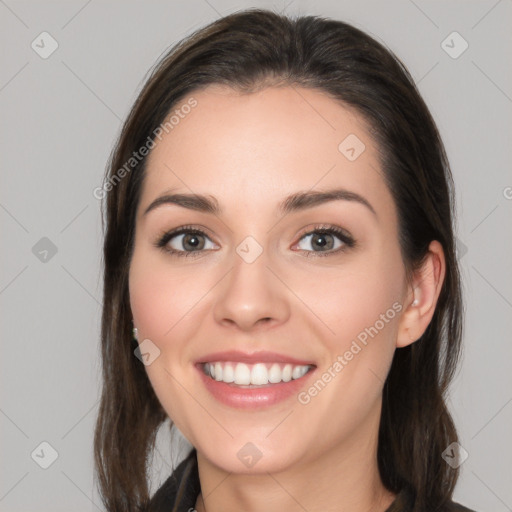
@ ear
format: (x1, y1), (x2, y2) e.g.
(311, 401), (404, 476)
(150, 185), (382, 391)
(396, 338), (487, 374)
(396, 240), (446, 348)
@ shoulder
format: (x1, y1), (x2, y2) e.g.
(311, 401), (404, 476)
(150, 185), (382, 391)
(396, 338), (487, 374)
(390, 486), (478, 512)
(147, 448), (200, 512)
(444, 501), (477, 512)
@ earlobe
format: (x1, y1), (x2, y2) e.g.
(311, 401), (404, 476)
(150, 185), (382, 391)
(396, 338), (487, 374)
(396, 297), (422, 348)
(395, 240), (446, 348)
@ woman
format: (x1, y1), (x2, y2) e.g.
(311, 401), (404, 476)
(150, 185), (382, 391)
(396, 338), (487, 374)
(94, 8), (475, 512)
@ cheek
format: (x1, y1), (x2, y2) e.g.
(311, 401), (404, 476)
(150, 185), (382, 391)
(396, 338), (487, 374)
(295, 260), (402, 351)
(129, 250), (208, 342)
(128, 251), (204, 429)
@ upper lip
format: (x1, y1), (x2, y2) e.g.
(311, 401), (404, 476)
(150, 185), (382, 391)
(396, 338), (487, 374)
(196, 350), (316, 366)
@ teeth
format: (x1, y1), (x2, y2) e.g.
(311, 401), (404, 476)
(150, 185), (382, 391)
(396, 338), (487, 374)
(251, 363), (268, 385)
(214, 362), (223, 382)
(223, 363), (235, 383)
(234, 362), (251, 385)
(202, 361), (311, 385)
(292, 365), (305, 379)
(268, 363), (282, 383)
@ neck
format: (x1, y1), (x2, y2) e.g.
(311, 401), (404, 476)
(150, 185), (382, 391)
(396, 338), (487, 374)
(194, 402), (395, 512)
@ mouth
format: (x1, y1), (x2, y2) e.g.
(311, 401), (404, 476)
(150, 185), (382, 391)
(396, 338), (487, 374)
(195, 355), (317, 409)
(198, 361), (315, 387)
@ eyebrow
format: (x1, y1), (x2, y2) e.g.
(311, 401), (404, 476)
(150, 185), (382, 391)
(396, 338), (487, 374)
(143, 187), (377, 218)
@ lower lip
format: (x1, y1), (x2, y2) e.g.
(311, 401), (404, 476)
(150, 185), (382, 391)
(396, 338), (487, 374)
(196, 364), (316, 409)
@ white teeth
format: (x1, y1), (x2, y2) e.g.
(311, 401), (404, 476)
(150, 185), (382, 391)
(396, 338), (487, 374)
(292, 365), (308, 379)
(234, 363), (251, 385)
(282, 364), (292, 382)
(214, 362), (223, 381)
(222, 363), (235, 383)
(203, 361), (312, 385)
(268, 363), (281, 383)
(251, 363), (268, 385)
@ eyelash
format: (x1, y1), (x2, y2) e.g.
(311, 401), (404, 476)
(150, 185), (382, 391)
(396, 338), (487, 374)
(154, 224), (356, 259)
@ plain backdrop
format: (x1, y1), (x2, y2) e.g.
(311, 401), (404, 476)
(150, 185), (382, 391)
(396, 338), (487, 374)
(1, 1), (511, 511)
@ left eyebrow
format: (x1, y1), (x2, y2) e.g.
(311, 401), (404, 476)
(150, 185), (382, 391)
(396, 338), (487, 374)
(279, 188), (377, 218)
(143, 187), (377, 219)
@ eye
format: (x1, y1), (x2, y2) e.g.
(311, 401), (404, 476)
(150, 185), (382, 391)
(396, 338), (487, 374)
(293, 224), (355, 257)
(155, 226), (216, 257)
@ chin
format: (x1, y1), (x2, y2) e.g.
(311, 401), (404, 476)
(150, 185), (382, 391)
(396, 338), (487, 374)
(197, 440), (300, 475)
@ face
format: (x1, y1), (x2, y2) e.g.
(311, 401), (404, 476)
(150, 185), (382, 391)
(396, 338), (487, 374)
(129, 84), (411, 474)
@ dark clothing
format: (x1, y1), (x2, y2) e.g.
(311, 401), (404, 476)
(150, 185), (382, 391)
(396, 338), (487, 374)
(148, 448), (477, 512)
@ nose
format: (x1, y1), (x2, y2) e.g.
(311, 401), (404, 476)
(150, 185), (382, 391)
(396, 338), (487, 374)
(213, 249), (290, 332)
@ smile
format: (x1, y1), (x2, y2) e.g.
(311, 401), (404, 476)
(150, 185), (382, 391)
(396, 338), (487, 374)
(202, 361), (313, 386)
(196, 361), (317, 409)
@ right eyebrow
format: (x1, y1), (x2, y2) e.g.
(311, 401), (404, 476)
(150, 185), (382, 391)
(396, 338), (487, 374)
(143, 192), (220, 216)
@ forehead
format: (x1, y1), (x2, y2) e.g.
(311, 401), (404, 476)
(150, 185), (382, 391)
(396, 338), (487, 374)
(140, 84), (394, 221)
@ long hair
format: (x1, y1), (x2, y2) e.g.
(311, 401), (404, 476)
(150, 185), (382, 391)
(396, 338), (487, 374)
(94, 8), (464, 511)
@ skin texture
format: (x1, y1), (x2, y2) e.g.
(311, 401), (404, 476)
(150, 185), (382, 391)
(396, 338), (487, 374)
(128, 85), (446, 512)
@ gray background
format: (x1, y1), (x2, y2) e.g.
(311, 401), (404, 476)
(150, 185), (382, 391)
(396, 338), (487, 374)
(1, 0), (511, 510)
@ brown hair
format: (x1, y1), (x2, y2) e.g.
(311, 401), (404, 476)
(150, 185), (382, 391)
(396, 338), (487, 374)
(94, 8), (464, 511)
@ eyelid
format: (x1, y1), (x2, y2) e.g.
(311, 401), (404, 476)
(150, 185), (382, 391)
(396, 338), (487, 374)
(295, 223), (352, 242)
